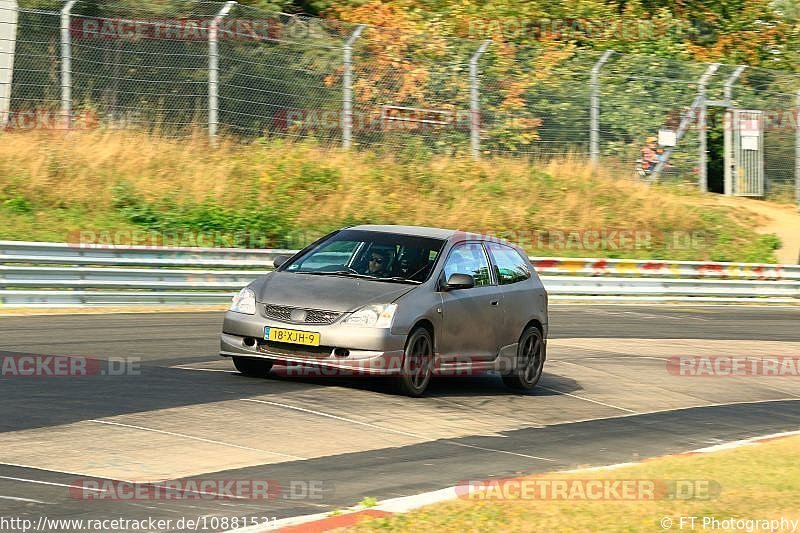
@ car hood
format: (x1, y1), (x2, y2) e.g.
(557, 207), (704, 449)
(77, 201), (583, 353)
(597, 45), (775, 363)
(251, 271), (416, 312)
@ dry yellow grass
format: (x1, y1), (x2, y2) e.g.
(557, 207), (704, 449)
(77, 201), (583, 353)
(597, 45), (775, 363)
(0, 129), (780, 261)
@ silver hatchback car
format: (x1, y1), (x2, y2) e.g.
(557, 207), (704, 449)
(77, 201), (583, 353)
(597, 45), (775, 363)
(220, 225), (548, 396)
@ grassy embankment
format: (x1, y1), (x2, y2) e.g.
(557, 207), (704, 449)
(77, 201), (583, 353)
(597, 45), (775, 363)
(0, 130), (781, 262)
(349, 435), (800, 532)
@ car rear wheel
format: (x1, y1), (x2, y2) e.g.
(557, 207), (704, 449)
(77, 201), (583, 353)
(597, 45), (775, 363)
(502, 326), (545, 391)
(232, 356), (273, 377)
(396, 327), (434, 397)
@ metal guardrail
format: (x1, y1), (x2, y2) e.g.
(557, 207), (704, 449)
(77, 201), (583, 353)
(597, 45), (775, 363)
(531, 257), (800, 280)
(0, 241), (798, 306)
(0, 240), (291, 268)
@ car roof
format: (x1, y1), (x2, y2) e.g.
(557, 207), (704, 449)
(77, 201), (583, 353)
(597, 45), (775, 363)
(345, 225), (521, 249)
(346, 225), (457, 240)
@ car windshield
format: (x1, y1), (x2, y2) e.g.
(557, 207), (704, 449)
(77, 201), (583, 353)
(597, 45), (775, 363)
(281, 230), (446, 283)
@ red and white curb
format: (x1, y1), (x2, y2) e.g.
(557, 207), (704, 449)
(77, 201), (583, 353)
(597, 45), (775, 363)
(225, 429), (800, 533)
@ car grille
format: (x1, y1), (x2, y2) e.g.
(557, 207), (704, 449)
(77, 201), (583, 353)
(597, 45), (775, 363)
(263, 304), (342, 325)
(257, 340), (333, 359)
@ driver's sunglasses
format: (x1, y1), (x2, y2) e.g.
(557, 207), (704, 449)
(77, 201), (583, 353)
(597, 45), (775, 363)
(369, 256), (385, 264)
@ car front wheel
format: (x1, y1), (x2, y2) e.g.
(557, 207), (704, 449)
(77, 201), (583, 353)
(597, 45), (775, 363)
(232, 356), (273, 377)
(502, 325), (545, 391)
(396, 327), (434, 397)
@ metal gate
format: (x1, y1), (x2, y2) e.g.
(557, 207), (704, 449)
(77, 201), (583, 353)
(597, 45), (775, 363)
(724, 109), (765, 196)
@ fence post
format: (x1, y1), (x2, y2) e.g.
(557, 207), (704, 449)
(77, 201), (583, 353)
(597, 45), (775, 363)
(698, 90), (709, 193)
(722, 66), (746, 196)
(796, 89), (800, 208)
(0, 0), (18, 129)
(342, 24), (365, 149)
(722, 65), (746, 106)
(652, 63), (719, 181)
(469, 40), (491, 160)
(590, 50), (614, 168)
(60, 0), (77, 129)
(208, 1), (235, 144)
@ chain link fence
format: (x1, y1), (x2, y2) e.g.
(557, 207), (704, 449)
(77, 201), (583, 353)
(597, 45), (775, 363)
(1, 0), (799, 202)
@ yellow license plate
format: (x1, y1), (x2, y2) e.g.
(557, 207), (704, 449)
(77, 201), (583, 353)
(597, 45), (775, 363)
(264, 327), (320, 346)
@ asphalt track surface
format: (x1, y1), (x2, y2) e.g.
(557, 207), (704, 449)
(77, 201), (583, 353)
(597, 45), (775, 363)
(0, 305), (799, 532)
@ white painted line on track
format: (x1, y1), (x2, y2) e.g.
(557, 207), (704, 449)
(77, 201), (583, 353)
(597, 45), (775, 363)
(539, 386), (638, 413)
(0, 495), (48, 504)
(560, 462), (641, 473)
(88, 419), (306, 461)
(241, 398), (555, 462)
(170, 366), (236, 373)
(583, 310), (711, 321)
(550, 356), (669, 363)
(0, 475), (105, 492)
(0, 462), (142, 483)
(0, 474), (255, 501)
(691, 429), (800, 453)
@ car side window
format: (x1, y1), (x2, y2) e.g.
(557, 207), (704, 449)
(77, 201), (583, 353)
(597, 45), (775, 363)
(443, 243), (492, 287)
(487, 242), (531, 285)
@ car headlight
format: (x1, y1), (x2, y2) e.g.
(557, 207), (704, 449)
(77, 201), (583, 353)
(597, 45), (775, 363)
(230, 287), (256, 315)
(342, 303), (397, 328)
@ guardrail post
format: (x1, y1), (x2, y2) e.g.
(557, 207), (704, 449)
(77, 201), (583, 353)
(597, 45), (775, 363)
(342, 24), (365, 149)
(0, 0), (18, 129)
(590, 50), (613, 168)
(469, 40), (491, 160)
(60, 0), (77, 129)
(208, 1), (235, 145)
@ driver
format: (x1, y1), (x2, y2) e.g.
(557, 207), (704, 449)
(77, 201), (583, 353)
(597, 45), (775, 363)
(365, 249), (389, 277)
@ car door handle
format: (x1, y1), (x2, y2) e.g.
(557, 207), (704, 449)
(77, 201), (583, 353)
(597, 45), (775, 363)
(490, 300), (500, 306)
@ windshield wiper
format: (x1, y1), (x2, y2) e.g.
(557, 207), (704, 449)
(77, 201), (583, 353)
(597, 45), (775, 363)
(296, 271), (420, 284)
(379, 277), (422, 284)
(328, 271), (378, 279)
(296, 270), (374, 279)
(326, 271), (421, 284)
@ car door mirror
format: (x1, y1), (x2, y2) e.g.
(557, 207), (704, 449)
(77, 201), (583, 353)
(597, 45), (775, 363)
(272, 254), (290, 269)
(444, 273), (475, 291)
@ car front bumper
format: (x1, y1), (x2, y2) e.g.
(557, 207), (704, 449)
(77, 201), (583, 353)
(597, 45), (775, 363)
(220, 310), (407, 375)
